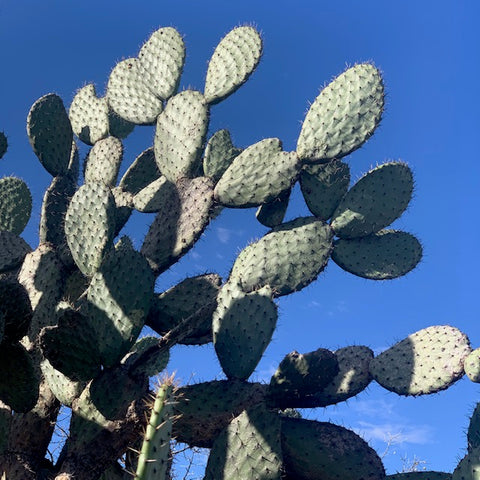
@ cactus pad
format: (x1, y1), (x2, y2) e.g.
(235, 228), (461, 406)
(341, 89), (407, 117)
(465, 348), (480, 383)
(203, 129), (242, 181)
(0, 177), (32, 235)
(84, 136), (123, 187)
(0, 230), (31, 273)
(0, 132), (7, 159)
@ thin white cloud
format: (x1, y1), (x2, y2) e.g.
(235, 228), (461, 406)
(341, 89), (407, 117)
(216, 227), (232, 244)
(355, 421), (434, 445)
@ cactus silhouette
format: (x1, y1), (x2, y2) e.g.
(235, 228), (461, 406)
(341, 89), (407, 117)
(0, 24), (477, 480)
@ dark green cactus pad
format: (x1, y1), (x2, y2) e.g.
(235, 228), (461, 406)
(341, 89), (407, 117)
(465, 348), (480, 383)
(119, 147), (160, 195)
(84, 136), (123, 187)
(281, 417), (385, 480)
(132, 176), (169, 213)
(229, 217), (333, 296)
(370, 325), (471, 396)
(141, 177), (214, 275)
(0, 177), (32, 234)
(154, 90), (209, 183)
(107, 58), (163, 124)
(85, 238), (154, 367)
(268, 348), (339, 408)
(312, 345), (373, 407)
(39, 308), (102, 381)
(39, 173), (77, 247)
(121, 336), (169, 379)
(214, 139), (300, 207)
(0, 342), (39, 413)
(203, 129), (242, 181)
(332, 230), (423, 280)
(388, 472), (452, 480)
(300, 160), (350, 220)
(40, 358), (86, 407)
(256, 188), (290, 228)
(204, 406), (283, 480)
(108, 109), (135, 140)
(137, 27), (185, 101)
(297, 63), (384, 163)
(146, 273), (221, 345)
(27, 93), (73, 176)
(0, 230), (31, 273)
(111, 186), (134, 237)
(453, 448), (480, 480)
(468, 403), (480, 452)
(0, 277), (32, 342)
(331, 162), (413, 238)
(0, 132), (7, 159)
(69, 84), (109, 145)
(173, 380), (266, 448)
(65, 182), (116, 277)
(213, 282), (277, 380)
(204, 26), (263, 105)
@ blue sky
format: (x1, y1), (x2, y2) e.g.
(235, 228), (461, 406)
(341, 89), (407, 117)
(1, 0), (479, 476)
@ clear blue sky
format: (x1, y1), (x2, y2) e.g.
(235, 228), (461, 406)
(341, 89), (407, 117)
(1, 0), (479, 475)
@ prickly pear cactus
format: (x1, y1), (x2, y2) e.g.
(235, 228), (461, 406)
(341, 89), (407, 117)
(0, 23), (474, 480)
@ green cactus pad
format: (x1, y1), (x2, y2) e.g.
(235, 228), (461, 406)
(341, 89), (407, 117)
(268, 348), (339, 408)
(204, 26), (263, 104)
(132, 176), (169, 213)
(388, 472), (452, 480)
(213, 282), (277, 380)
(135, 379), (174, 480)
(331, 162), (413, 238)
(146, 273), (221, 345)
(0, 342), (39, 413)
(214, 139), (300, 207)
(0, 177), (31, 235)
(121, 336), (169, 379)
(297, 63), (384, 163)
(84, 136), (123, 187)
(0, 277), (32, 342)
(141, 177), (214, 275)
(85, 238), (154, 367)
(173, 380), (266, 448)
(312, 345), (374, 407)
(332, 230), (423, 280)
(370, 325), (471, 396)
(39, 308), (102, 381)
(65, 182), (116, 277)
(256, 188), (290, 227)
(119, 148), (160, 195)
(0, 132), (7, 159)
(0, 230), (31, 273)
(468, 403), (480, 451)
(281, 417), (385, 480)
(107, 58), (163, 125)
(453, 448), (480, 480)
(137, 27), (185, 100)
(203, 129), (242, 181)
(465, 348), (480, 383)
(40, 358), (86, 407)
(108, 109), (135, 139)
(229, 217), (333, 296)
(69, 84), (109, 145)
(27, 93), (73, 176)
(154, 90), (209, 182)
(39, 173), (77, 247)
(204, 406), (283, 480)
(300, 161), (350, 220)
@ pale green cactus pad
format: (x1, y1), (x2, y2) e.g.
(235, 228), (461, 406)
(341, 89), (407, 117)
(69, 84), (110, 145)
(203, 129), (242, 181)
(154, 90), (209, 182)
(331, 162), (413, 238)
(213, 282), (277, 380)
(332, 230), (422, 280)
(300, 160), (350, 220)
(119, 147), (160, 195)
(0, 177), (32, 235)
(84, 136), (123, 187)
(297, 63), (384, 163)
(137, 27), (185, 100)
(204, 26), (263, 104)
(370, 325), (471, 396)
(132, 176), (169, 213)
(121, 336), (169, 378)
(464, 348), (480, 383)
(65, 182), (116, 277)
(229, 217), (333, 296)
(204, 406), (283, 480)
(27, 93), (73, 176)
